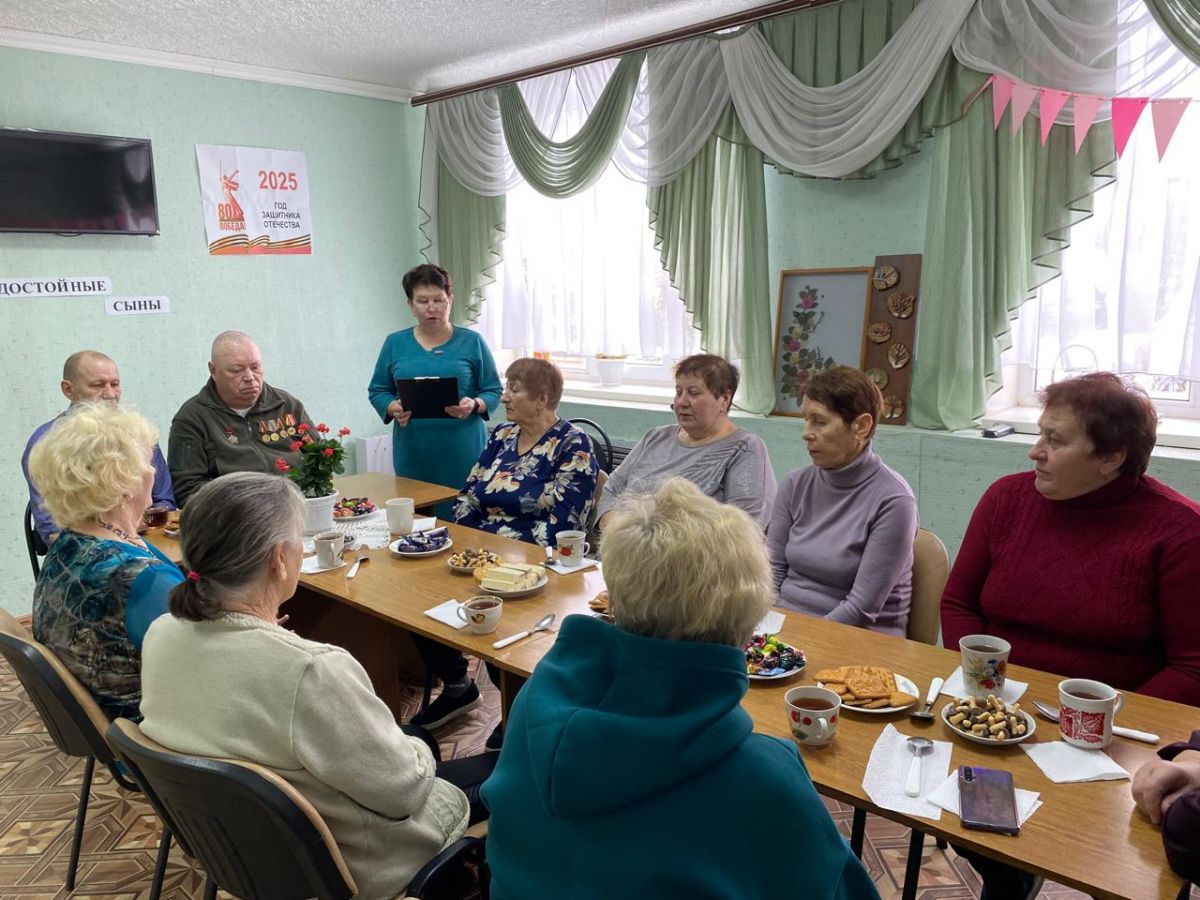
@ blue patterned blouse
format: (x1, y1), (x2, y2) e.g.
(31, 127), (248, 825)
(33, 531), (183, 721)
(454, 418), (599, 547)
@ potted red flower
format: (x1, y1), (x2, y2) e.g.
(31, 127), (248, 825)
(275, 424), (351, 532)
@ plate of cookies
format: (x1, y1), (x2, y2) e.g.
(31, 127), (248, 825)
(941, 694), (1036, 746)
(816, 666), (919, 713)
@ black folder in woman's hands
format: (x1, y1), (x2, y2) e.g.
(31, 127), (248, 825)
(396, 377), (460, 419)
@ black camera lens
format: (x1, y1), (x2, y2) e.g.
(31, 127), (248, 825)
(963, 767), (974, 781)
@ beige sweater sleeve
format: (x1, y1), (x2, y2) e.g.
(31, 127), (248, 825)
(289, 648), (438, 821)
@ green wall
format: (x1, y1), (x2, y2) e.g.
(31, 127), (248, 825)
(1, 46), (425, 612)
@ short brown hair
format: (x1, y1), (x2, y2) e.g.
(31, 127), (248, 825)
(402, 263), (453, 300)
(505, 357), (563, 409)
(802, 366), (883, 439)
(674, 354), (739, 400)
(1039, 373), (1158, 476)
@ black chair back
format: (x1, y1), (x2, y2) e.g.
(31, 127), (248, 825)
(24, 500), (48, 578)
(567, 417), (614, 473)
(107, 719), (356, 900)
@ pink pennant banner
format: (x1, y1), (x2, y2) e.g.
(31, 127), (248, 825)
(992, 76), (1014, 130)
(1111, 97), (1149, 158)
(1038, 89), (1072, 144)
(1073, 94), (1102, 153)
(1150, 99), (1190, 160)
(1010, 83), (1038, 134)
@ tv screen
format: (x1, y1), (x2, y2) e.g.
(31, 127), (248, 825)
(0, 128), (159, 235)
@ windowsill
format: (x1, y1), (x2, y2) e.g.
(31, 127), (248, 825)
(985, 406), (1200, 454)
(561, 379), (675, 411)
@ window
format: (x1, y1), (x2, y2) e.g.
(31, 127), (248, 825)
(470, 70), (701, 386)
(996, 70), (1200, 423)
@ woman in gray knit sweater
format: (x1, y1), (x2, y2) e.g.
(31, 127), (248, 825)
(595, 355), (776, 530)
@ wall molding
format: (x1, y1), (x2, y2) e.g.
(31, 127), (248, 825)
(0, 27), (413, 103)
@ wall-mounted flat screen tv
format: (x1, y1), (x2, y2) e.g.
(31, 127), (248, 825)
(0, 128), (159, 235)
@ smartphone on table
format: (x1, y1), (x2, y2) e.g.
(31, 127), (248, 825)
(958, 765), (1020, 835)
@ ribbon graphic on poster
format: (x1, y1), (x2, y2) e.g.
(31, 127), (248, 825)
(195, 145), (313, 255)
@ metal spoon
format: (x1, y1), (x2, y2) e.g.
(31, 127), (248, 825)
(1030, 699), (1160, 744)
(904, 737), (933, 797)
(910, 677), (945, 722)
(492, 613), (556, 650)
(346, 552), (370, 579)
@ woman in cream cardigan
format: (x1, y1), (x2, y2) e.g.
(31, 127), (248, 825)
(138, 472), (494, 899)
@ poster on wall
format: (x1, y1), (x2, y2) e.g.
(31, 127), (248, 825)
(195, 144), (313, 255)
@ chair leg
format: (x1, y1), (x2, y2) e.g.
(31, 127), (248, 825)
(149, 826), (172, 900)
(1176, 881), (1192, 900)
(850, 807), (866, 858)
(901, 828), (924, 900)
(65, 755), (95, 890)
(203, 876), (218, 900)
(421, 669), (435, 710)
(936, 836), (948, 849)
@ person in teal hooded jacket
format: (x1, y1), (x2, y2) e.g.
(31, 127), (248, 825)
(482, 477), (879, 900)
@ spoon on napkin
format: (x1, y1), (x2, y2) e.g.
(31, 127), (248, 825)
(904, 737), (933, 797)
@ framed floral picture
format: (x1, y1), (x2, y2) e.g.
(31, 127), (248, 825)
(771, 267), (872, 417)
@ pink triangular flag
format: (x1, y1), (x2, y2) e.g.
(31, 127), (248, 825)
(1151, 99), (1190, 160)
(1073, 94), (1102, 153)
(992, 76), (1014, 130)
(1010, 82), (1038, 134)
(1111, 97), (1149, 158)
(1039, 89), (1072, 144)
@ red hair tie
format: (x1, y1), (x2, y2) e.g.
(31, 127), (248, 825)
(186, 571), (201, 583)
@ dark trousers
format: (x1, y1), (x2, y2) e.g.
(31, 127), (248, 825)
(401, 724), (495, 825)
(412, 634), (500, 693)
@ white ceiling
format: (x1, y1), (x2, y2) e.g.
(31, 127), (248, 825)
(0, 0), (781, 101)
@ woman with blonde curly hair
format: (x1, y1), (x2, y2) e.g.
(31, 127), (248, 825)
(27, 402), (183, 719)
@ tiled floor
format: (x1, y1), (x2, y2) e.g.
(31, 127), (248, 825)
(0, 654), (1100, 900)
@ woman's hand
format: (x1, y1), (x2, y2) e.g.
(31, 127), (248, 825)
(1132, 756), (1200, 825)
(387, 399), (412, 428)
(444, 396), (477, 420)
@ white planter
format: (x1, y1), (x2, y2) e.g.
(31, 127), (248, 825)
(302, 491), (340, 535)
(595, 358), (626, 386)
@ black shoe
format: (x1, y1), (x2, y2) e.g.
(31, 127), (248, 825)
(486, 723), (504, 752)
(410, 683), (481, 729)
(981, 872), (1043, 900)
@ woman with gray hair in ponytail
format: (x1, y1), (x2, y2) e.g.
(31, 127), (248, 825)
(137, 472), (495, 899)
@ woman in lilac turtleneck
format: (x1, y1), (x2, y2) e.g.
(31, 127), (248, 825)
(767, 367), (917, 635)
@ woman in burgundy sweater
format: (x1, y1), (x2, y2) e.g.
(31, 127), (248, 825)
(942, 373), (1200, 707)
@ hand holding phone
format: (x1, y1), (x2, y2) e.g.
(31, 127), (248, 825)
(958, 765), (1020, 835)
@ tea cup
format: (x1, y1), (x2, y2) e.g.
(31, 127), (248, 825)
(386, 497), (415, 534)
(959, 634), (1011, 698)
(555, 530), (590, 567)
(784, 686), (841, 747)
(1058, 678), (1124, 750)
(313, 531), (345, 569)
(143, 505), (172, 528)
(456, 596), (503, 635)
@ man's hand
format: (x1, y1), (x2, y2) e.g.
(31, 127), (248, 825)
(444, 396), (476, 420)
(1132, 757), (1200, 825)
(387, 399), (412, 428)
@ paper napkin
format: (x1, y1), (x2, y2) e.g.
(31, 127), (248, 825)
(755, 610), (786, 636)
(941, 666), (1028, 704)
(423, 599), (467, 630)
(544, 557), (600, 576)
(1021, 741), (1130, 783)
(862, 724), (952, 820)
(927, 772), (1043, 825)
(413, 516), (438, 532)
(301, 556), (345, 575)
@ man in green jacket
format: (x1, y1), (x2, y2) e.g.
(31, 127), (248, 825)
(168, 331), (314, 506)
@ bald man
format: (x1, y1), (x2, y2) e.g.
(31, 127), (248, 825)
(168, 331), (314, 506)
(22, 351), (176, 544)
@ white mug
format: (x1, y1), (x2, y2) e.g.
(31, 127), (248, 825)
(313, 531), (344, 569)
(555, 530), (590, 567)
(785, 686), (841, 747)
(386, 497), (415, 535)
(456, 596), (503, 635)
(1059, 678), (1124, 750)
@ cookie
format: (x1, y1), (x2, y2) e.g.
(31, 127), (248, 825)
(890, 691), (917, 708)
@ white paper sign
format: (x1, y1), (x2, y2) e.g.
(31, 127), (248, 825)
(105, 296), (170, 316)
(195, 144), (313, 255)
(0, 276), (111, 297)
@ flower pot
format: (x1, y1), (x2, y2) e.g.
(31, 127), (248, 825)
(302, 491), (340, 535)
(595, 358), (626, 387)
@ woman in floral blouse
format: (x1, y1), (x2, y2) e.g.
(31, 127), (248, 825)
(411, 358), (598, 745)
(454, 358), (598, 546)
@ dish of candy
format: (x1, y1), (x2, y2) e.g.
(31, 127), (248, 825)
(448, 548), (502, 574)
(745, 634), (806, 680)
(941, 694), (1036, 745)
(333, 497), (377, 520)
(389, 527), (453, 558)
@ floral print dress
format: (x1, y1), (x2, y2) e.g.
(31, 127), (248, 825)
(454, 418), (599, 547)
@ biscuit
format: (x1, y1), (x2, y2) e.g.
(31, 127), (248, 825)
(889, 691), (917, 708)
(862, 698), (891, 709)
(845, 674), (891, 699)
(815, 667), (849, 683)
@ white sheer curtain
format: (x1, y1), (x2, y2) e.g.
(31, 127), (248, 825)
(471, 70), (700, 364)
(1006, 65), (1200, 388)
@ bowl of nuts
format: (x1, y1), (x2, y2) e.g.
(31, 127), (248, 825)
(941, 694), (1037, 746)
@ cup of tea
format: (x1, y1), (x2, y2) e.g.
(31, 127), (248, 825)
(784, 686), (841, 747)
(386, 497), (415, 535)
(456, 596), (503, 635)
(143, 505), (172, 528)
(313, 531), (345, 569)
(1058, 678), (1124, 750)
(555, 530), (590, 567)
(959, 634), (1011, 698)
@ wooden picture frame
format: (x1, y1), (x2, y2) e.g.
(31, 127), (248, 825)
(771, 267), (872, 417)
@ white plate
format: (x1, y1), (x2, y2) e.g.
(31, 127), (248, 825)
(480, 574), (549, 599)
(447, 553), (503, 575)
(940, 701), (1037, 746)
(820, 673), (920, 714)
(301, 557), (347, 575)
(388, 538), (453, 559)
(749, 662), (807, 682)
(332, 508), (377, 521)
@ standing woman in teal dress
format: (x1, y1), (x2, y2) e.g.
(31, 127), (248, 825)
(369, 264), (502, 495)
